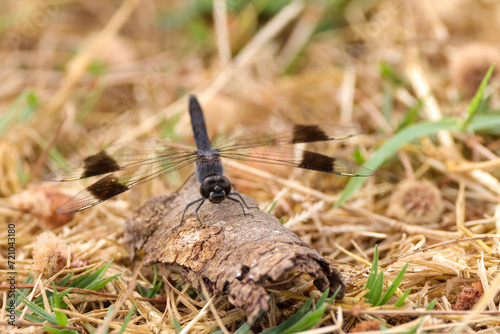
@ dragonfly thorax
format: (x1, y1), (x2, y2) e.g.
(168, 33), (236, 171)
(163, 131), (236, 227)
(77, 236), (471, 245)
(200, 175), (232, 203)
(195, 150), (223, 182)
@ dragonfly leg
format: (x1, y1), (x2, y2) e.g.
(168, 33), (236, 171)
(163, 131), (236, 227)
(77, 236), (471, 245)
(194, 199), (206, 228)
(228, 192), (259, 210)
(176, 197), (205, 230)
(227, 193), (258, 217)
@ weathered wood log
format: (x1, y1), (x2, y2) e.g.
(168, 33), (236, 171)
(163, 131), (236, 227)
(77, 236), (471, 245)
(125, 175), (345, 320)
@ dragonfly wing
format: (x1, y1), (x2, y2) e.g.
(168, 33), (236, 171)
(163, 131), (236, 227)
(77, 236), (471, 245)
(46, 138), (195, 181)
(56, 153), (199, 214)
(219, 145), (373, 177)
(47, 138), (199, 214)
(214, 123), (365, 151)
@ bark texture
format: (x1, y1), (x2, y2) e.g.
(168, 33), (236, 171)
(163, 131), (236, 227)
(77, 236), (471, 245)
(125, 175), (346, 320)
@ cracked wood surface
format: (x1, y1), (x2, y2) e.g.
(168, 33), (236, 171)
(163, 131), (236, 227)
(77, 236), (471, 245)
(125, 175), (346, 320)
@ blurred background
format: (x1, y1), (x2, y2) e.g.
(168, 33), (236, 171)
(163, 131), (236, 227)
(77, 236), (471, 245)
(1, 0), (499, 194)
(2, 0), (500, 332)
(1, 0), (498, 208)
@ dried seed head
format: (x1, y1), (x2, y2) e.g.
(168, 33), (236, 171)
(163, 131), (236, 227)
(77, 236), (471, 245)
(387, 179), (444, 224)
(450, 43), (500, 98)
(32, 231), (61, 276)
(452, 280), (484, 310)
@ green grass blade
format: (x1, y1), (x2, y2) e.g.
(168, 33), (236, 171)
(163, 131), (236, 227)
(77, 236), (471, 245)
(379, 61), (406, 86)
(469, 114), (500, 131)
(118, 302), (137, 334)
(353, 147), (367, 165)
(462, 63), (495, 130)
(70, 260), (113, 288)
(279, 289), (332, 334)
(314, 288), (330, 309)
(426, 298), (437, 310)
(233, 322), (253, 334)
(395, 288), (411, 307)
(84, 261), (113, 286)
(327, 286), (341, 303)
(17, 274), (34, 306)
(367, 271), (384, 306)
(365, 245), (379, 300)
(21, 90), (38, 120)
(17, 311), (45, 323)
(401, 298), (439, 334)
(377, 261), (409, 306)
(233, 310), (263, 334)
(261, 297), (315, 334)
(16, 290), (58, 325)
(36, 285), (73, 307)
(151, 281), (163, 297)
(52, 282), (68, 326)
(173, 318), (182, 333)
(337, 118), (460, 207)
(262, 289), (339, 334)
(137, 265), (163, 298)
(136, 283), (149, 297)
(147, 265), (163, 298)
(397, 99), (423, 131)
(210, 330), (223, 334)
(407, 319), (425, 334)
(49, 288), (73, 309)
(43, 325), (78, 334)
(267, 200), (278, 214)
(338, 111), (500, 207)
(88, 274), (121, 291)
(57, 273), (74, 287)
(100, 306), (114, 334)
(69, 268), (99, 288)
(280, 304), (328, 334)
(152, 264), (159, 288)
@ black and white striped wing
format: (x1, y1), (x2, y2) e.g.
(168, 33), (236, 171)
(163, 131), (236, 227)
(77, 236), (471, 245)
(215, 123), (372, 177)
(46, 139), (199, 214)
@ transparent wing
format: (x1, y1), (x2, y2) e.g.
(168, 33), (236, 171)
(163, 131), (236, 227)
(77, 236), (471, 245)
(46, 138), (195, 181)
(219, 145), (373, 177)
(214, 123), (365, 151)
(46, 138), (199, 214)
(56, 155), (198, 214)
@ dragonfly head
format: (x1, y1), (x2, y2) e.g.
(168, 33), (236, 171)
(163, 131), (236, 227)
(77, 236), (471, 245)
(200, 175), (232, 203)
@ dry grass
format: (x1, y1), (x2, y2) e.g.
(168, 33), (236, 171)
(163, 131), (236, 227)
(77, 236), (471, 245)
(1, 0), (500, 333)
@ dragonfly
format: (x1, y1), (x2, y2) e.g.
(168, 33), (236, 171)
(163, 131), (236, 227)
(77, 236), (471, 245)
(46, 95), (373, 225)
